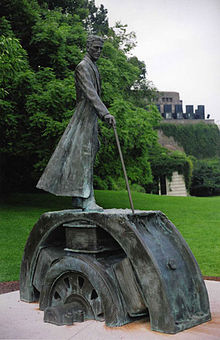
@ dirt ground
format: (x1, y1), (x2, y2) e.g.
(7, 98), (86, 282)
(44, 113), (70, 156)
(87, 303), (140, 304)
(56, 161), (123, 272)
(0, 281), (19, 294)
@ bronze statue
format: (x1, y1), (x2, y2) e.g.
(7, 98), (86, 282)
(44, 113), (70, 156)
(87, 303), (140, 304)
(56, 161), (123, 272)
(22, 35), (211, 336)
(36, 35), (115, 211)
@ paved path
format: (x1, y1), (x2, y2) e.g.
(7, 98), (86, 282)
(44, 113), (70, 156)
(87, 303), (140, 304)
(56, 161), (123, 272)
(0, 281), (219, 340)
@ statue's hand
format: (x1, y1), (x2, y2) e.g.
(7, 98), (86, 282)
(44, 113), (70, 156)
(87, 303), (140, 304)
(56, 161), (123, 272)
(104, 114), (116, 126)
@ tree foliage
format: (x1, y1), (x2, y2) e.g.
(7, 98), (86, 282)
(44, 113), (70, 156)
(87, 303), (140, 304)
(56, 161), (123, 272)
(29, 8), (87, 77)
(94, 100), (161, 190)
(85, 0), (109, 35)
(37, 0), (89, 19)
(190, 158), (220, 196)
(0, 33), (31, 154)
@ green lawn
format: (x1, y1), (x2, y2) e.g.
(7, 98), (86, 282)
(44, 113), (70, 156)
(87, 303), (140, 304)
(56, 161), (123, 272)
(1, 191), (220, 282)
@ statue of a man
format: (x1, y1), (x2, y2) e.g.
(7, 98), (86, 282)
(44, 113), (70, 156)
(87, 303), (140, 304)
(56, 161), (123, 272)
(36, 35), (115, 211)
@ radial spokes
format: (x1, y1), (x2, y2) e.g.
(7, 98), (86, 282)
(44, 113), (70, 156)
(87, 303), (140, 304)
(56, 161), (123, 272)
(50, 272), (103, 320)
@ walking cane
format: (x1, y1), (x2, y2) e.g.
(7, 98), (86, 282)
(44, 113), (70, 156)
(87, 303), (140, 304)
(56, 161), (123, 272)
(113, 123), (135, 214)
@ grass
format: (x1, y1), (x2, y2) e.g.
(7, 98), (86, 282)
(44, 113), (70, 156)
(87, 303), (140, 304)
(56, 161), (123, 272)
(1, 191), (220, 282)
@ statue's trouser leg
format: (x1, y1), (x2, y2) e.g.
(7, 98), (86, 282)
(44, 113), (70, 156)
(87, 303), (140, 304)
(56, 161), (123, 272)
(72, 135), (103, 211)
(72, 191), (103, 211)
(71, 161), (95, 209)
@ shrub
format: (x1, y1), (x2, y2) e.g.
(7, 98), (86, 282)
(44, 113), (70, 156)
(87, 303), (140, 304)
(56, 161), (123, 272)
(190, 158), (220, 196)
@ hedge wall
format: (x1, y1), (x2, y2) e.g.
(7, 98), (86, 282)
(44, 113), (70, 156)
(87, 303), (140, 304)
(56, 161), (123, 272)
(159, 123), (220, 159)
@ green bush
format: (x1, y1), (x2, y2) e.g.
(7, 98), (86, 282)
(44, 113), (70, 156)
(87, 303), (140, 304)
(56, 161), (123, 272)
(130, 183), (145, 193)
(190, 158), (220, 196)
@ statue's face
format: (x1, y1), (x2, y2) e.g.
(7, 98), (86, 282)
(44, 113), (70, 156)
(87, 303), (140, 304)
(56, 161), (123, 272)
(88, 40), (103, 61)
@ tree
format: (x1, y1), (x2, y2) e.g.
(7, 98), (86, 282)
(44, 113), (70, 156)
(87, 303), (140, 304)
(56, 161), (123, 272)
(0, 31), (36, 192)
(127, 56), (158, 107)
(94, 99), (161, 191)
(0, 0), (40, 52)
(29, 8), (86, 77)
(108, 22), (137, 54)
(0, 33), (31, 154)
(85, 0), (109, 35)
(26, 68), (76, 176)
(37, 0), (89, 19)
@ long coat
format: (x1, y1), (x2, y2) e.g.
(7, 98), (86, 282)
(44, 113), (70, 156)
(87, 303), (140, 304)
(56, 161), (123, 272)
(36, 54), (109, 197)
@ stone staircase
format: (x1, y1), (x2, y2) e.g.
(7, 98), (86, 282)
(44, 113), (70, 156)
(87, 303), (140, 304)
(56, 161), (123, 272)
(166, 171), (187, 196)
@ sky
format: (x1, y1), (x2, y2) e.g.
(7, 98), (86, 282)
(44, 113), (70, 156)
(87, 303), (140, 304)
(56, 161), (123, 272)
(95, 0), (220, 124)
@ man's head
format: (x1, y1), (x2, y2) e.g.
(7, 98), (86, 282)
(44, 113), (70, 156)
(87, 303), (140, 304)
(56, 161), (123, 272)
(87, 35), (104, 62)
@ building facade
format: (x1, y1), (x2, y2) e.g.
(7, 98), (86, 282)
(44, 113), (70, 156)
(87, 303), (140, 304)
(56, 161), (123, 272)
(156, 91), (206, 120)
